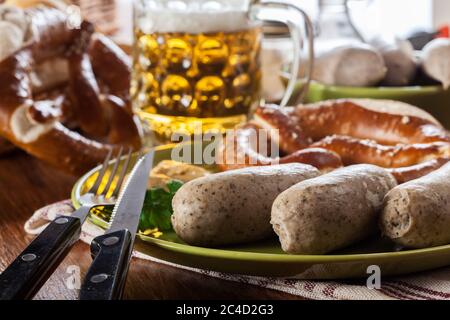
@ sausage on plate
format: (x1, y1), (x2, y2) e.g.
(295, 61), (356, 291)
(271, 165), (397, 254)
(171, 164), (320, 247)
(381, 162), (450, 248)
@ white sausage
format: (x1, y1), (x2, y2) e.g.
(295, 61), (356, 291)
(271, 165), (397, 254)
(381, 162), (450, 248)
(171, 164), (320, 247)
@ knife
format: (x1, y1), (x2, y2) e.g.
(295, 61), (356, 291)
(79, 151), (154, 300)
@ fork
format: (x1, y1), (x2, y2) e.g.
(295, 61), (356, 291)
(0, 147), (137, 300)
(77, 147), (135, 220)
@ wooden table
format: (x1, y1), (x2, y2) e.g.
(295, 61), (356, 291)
(0, 151), (298, 300)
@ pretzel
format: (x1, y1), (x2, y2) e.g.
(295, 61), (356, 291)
(0, 137), (15, 155)
(216, 122), (343, 172)
(387, 158), (450, 184)
(88, 34), (132, 104)
(220, 100), (450, 183)
(311, 135), (450, 168)
(253, 104), (312, 154)
(0, 6), (141, 175)
(295, 99), (449, 145)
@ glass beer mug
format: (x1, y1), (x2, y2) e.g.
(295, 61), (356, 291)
(132, 0), (313, 144)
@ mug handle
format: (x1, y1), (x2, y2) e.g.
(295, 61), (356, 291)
(249, 0), (315, 106)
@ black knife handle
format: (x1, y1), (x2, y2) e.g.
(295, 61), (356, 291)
(0, 215), (83, 300)
(79, 229), (132, 300)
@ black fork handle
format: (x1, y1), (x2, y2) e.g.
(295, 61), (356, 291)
(0, 207), (90, 300)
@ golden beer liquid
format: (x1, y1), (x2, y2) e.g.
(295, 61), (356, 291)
(132, 26), (262, 144)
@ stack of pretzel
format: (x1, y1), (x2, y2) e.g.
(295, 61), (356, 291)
(218, 99), (450, 184)
(0, 1), (141, 175)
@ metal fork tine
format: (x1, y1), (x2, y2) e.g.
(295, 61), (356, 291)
(110, 148), (133, 199)
(88, 149), (113, 194)
(101, 147), (124, 197)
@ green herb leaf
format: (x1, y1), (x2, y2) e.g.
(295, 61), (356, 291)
(139, 180), (183, 232)
(167, 180), (184, 194)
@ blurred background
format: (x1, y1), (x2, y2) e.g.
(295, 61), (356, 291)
(64, 0), (450, 129)
(107, 0), (450, 44)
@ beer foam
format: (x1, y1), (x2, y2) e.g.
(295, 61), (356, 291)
(137, 10), (256, 34)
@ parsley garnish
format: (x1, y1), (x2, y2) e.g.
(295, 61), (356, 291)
(138, 180), (184, 232)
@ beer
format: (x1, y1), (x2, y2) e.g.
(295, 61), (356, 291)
(132, 11), (262, 143)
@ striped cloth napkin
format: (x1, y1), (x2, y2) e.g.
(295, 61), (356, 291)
(25, 200), (450, 300)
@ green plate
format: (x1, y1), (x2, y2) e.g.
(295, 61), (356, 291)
(72, 143), (450, 279)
